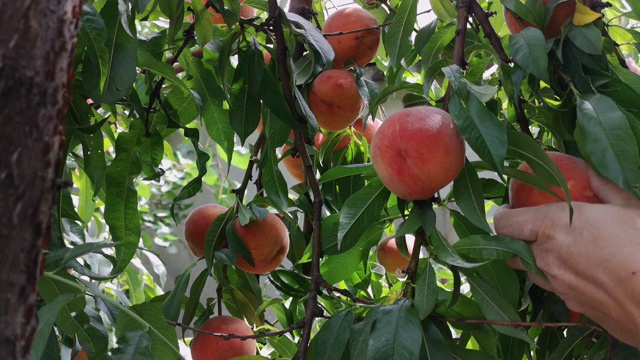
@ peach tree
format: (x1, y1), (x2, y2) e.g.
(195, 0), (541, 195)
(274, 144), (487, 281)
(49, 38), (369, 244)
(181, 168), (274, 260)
(29, 0), (640, 359)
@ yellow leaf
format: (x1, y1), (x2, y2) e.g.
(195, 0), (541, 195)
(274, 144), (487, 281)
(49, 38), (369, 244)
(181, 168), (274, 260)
(573, 3), (603, 26)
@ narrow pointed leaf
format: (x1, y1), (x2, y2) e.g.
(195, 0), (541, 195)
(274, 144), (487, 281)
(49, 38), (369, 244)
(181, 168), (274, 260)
(338, 178), (390, 251)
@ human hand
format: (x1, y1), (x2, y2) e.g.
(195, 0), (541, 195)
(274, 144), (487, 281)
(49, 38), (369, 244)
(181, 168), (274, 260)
(494, 169), (640, 347)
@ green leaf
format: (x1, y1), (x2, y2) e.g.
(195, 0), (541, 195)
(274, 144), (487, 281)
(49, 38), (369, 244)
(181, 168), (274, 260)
(230, 78), (261, 145)
(453, 159), (492, 233)
(104, 124), (142, 276)
(158, 0), (185, 42)
(115, 303), (179, 359)
(191, 0), (214, 46)
(506, 130), (571, 201)
(170, 127), (211, 221)
(161, 263), (195, 322)
(414, 261), (437, 319)
(79, 4), (109, 100)
(444, 68), (507, 175)
(368, 300), (423, 360)
(349, 307), (378, 359)
(464, 272), (533, 344)
(30, 294), (75, 360)
(338, 178), (390, 251)
(85, 0), (137, 104)
(384, 0), (418, 68)
(428, 0), (457, 22)
(308, 312), (354, 360)
(137, 50), (191, 93)
(38, 273), (107, 355)
(475, 262), (521, 309)
(259, 148), (289, 214)
(509, 27), (549, 83)
(287, 12), (334, 67)
(454, 235), (543, 277)
(178, 270), (209, 337)
(318, 163), (372, 184)
(111, 331), (153, 360)
(576, 94), (640, 194)
(501, 0), (544, 28)
(182, 54), (235, 165)
(204, 208), (236, 269)
(567, 23), (602, 55)
(321, 244), (367, 285)
(421, 320), (453, 360)
(430, 230), (487, 268)
(368, 82), (423, 120)
(421, 23), (456, 71)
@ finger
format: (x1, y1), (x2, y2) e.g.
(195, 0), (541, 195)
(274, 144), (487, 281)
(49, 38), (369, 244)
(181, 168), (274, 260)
(493, 204), (566, 242)
(527, 271), (554, 292)
(588, 168), (640, 208)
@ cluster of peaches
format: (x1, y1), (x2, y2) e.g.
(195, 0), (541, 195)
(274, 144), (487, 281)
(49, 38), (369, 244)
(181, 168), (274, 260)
(183, 0), (595, 358)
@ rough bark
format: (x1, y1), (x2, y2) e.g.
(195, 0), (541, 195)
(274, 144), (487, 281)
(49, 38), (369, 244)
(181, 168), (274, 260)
(0, 1), (81, 358)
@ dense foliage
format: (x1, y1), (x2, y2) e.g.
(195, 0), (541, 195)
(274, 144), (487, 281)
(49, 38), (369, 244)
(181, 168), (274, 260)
(37, 0), (640, 359)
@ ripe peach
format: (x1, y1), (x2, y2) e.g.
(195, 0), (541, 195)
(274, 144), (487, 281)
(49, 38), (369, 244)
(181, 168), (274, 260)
(74, 350), (88, 360)
(186, 0), (256, 25)
(508, 152), (601, 208)
(184, 204), (228, 258)
(376, 236), (415, 277)
(322, 7), (381, 68)
(280, 132), (325, 182)
(232, 213), (290, 274)
(308, 70), (363, 132)
(190, 316), (256, 360)
(504, 0), (576, 39)
(370, 106), (465, 200)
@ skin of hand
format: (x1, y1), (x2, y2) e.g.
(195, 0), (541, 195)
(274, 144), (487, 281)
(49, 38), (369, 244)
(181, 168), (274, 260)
(494, 169), (640, 348)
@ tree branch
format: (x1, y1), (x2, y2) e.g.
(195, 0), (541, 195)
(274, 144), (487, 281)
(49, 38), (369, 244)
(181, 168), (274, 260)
(469, 0), (510, 64)
(266, 0), (324, 357)
(402, 228), (426, 298)
(443, 0), (470, 112)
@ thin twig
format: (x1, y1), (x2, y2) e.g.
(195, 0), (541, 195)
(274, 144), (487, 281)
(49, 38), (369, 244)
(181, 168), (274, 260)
(145, 25), (196, 136)
(435, 316), (605, 332)
(167, 319), (305, 340)
(230, 131), (266, 202)
(322, 21), (391, 37)
(321, 280), (375, 305)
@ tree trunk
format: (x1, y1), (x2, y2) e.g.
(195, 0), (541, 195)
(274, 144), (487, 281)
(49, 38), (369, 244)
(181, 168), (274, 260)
(0, 1), (81, 358)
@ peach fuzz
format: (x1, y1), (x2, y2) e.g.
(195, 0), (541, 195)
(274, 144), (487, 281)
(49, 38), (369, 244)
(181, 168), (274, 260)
(376, 236), (415, 277)
(186, 0), (256, 25)
(508, 152), (601, 208)
(232, 213), (290, 274)
(370, 106), (465, 200)
(504, 0), (576, 39)
(308, 70), (363, 132)
(322, 7), (381, 68)
(184, 204), (228, 258)
(190, 316), (256, 360)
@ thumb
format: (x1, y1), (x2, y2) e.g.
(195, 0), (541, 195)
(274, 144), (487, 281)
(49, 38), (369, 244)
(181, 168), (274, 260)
(588, 169), (640, 208)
